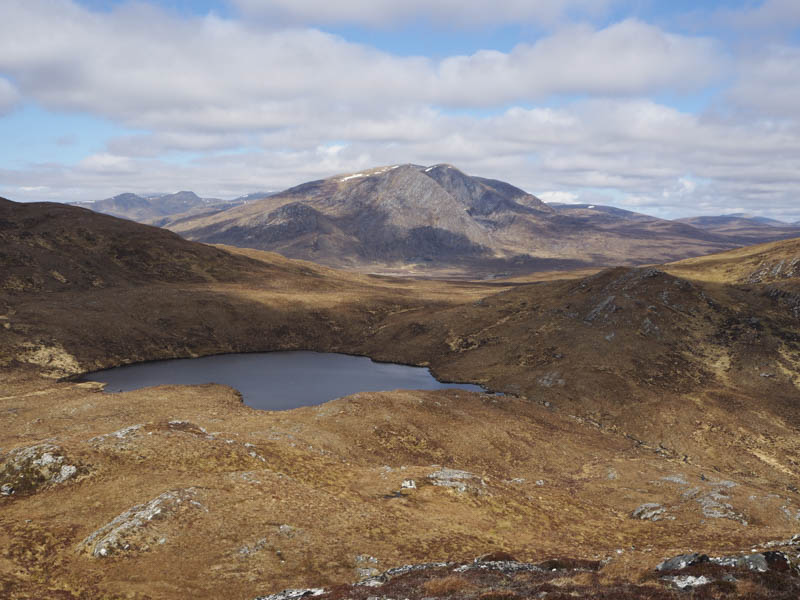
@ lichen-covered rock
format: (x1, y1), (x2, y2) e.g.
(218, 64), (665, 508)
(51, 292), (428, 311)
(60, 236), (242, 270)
(253, 589), (324, 600)
(454, 559), (544, 575)
(357, 562), (453, 587)
(428, 467), (486, 494)
(78, 488), (205, 557)
(696, 488), (748, 525)
(354, 554), (380, 579)
(662, 574), (712, 589)
(0, 443), (82, 496)
(631, 503), (666, 521)
(88, 424), (144, 447)
(658, 550), (793, 575)
(710, 551), (792, 573)
(656, 553), (709, 572)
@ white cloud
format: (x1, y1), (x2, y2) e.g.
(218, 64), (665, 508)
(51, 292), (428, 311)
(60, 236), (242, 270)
(729, 44), (800, 118)
(231, 0), (614, 27)
(539, 191), (580, 204)
(0, 3), (724, 130)
(436, 21), (725, 105)
(1, 1), (800, 221)
(722, 0), (800, 31)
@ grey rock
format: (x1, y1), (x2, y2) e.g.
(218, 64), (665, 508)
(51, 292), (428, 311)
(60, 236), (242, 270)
(355, 554), (380, 579)
(584, 296), (617, 323)
(239, 538), (268, 556)
(660, 475), (688, 485)
(254, 589), (324, 600)
(696, 489), (748, 525)
(632, 503), (666, 521)
(0, 443), (81, 495)
(79, 488), (204, 557)
(428, 467), (486, 494)
(710, 551), (790, 573)
(537, 372), (565, 388)
(454, 560), (544, 575)
(661, 575), (712, 589)
(88, 424), (144, 445)
(357, 562), (452, 587)
(656, 553), (709, 572)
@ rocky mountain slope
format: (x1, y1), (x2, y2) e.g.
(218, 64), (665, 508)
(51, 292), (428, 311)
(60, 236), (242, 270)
(2, 199), (800, 599)
(164, 165), (752, 276)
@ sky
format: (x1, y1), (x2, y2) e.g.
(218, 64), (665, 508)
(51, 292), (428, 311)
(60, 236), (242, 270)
(1, 1), (800, 221)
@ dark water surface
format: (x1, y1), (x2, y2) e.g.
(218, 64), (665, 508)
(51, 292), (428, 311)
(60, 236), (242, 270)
(83, 351), (485, 410)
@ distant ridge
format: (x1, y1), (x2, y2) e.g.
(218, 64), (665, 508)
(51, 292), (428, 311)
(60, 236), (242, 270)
(676, 214), (800, 244)
(73, 191), (244, 226)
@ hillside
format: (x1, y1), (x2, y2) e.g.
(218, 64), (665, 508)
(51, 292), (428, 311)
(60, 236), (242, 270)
(664, 236), (800, 284)
(2, 202), (800, 599)
(0, 197), (275, 293)
(165, 165), (749, 276)
(676, 214), (800, 245)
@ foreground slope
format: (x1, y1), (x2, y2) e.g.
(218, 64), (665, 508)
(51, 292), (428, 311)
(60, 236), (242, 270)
(2, 200), (800, 599)
(166, 165), (747, 276)
(0, 197), (273, 293)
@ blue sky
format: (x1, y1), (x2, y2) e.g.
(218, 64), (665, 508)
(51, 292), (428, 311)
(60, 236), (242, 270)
(2, 0), (800, 221)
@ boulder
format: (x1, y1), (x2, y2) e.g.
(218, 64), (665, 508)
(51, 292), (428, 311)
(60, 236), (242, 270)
(656, 553), (709, 572)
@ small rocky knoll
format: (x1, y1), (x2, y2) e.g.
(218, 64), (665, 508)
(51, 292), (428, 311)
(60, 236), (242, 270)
(78, 487), (205, 557)
(0, 443), (85, 497)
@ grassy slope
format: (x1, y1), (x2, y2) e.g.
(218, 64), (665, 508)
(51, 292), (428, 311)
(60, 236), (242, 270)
(1, 202), (800, 599)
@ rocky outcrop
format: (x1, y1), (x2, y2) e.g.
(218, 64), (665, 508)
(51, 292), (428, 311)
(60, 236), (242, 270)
(746, 257), (800, 283)
(656, 549), (799, 591)
(257, 554), (602, 599)
(0, 443), (82, 496)
(254, 589), (324, 600)
(631, 502), (668, 521)
(78, 488), (205, 557)
(656, 552), (709, 571)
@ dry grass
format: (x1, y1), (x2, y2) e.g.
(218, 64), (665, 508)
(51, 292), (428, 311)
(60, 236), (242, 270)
(3, 200), (800, 599)
(422, 575), (475, 597)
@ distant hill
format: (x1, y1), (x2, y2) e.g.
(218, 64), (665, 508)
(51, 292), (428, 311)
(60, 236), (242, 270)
(664, 235), (800, 284)
(675, 214), (800, 244)
(73, 191), (245, 227)
(166, 165), (756, 275)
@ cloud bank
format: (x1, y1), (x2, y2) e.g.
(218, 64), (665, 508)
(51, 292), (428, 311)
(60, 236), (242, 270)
(0, 0), (799, 222)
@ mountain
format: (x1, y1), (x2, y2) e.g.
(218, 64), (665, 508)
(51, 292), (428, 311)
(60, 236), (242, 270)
(676, 214), (800, 244)
(167, 165), (753, 276)
(73, 191), (245, 227)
